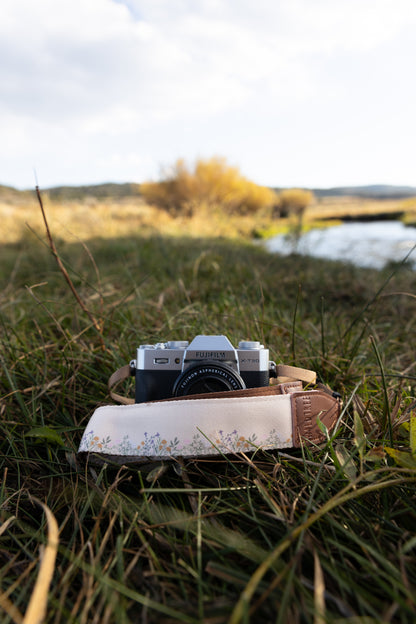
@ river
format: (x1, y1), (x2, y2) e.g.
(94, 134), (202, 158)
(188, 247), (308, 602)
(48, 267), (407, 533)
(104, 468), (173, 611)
(264, 220), (416, 269)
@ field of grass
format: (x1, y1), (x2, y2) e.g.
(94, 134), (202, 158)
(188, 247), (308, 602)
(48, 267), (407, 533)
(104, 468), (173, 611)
(2, 189), (415, 245)
(306, 195), (415, 220)
(1, 191), (416, 623)
(0, 191), (277, 243)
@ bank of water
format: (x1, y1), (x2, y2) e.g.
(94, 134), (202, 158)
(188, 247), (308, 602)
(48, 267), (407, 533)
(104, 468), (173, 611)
(265, 221), (416, 269)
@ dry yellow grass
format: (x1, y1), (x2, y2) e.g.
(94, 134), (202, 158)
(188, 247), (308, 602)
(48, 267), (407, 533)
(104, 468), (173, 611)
(1, 193), (415, 246)
(0, 196), (273, 245)
(306, 195), (410, 220)
(0, 197), (171, 244)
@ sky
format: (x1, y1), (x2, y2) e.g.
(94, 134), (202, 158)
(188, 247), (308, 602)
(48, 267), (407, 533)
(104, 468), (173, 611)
(1, 0), (416, 191)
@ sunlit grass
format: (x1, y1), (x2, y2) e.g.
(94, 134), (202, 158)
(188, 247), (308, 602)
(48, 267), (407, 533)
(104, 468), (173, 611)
(0, 196), (282, 244)
(3, 191), (415, 246)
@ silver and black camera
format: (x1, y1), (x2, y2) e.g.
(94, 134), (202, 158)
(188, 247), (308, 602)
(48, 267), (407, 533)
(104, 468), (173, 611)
(131, 335), (277, 403)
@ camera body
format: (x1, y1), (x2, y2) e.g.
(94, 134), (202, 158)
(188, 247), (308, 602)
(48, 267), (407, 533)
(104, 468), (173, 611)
(131, 335), (276, 403)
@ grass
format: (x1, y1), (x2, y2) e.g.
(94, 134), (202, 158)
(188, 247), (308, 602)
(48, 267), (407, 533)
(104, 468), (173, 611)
(1, 192), (416, 623)
(3, 190), (415, 245)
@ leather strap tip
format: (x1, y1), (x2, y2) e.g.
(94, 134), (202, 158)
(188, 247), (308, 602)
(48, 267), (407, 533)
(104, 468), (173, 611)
(291, 391), (340, 447)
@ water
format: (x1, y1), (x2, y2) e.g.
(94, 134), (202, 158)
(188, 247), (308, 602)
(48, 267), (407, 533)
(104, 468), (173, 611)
(265, 221), (416, 269)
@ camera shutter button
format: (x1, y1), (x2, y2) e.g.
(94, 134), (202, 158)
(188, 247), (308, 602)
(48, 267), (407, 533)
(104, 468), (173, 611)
(166, 341), (189, 349)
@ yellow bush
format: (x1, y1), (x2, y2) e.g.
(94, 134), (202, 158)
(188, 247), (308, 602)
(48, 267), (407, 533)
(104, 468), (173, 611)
(277, 188), (314, 218)
(140, 157), (278, 215)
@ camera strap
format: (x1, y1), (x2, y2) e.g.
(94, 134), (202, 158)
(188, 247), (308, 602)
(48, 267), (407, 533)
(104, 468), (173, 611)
(106, 362), (318, 405)
(78, 364), (341, 463)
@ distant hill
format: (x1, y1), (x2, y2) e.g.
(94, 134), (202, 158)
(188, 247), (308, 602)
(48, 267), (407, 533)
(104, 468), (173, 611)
(44, 182), (142, 201)
(310, 185), (416, 199)
(0, 184), (34, 202)
(1, 182), (415, 202)
(0, 182), (142, 203)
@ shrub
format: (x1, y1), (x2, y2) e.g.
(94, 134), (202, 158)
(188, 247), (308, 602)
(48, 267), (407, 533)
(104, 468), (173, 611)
(277, 188), (314, 219)
(140, 157), (278, 216)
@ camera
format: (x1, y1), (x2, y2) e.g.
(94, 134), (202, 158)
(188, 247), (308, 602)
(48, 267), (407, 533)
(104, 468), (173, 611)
(130, 335), (277, 403)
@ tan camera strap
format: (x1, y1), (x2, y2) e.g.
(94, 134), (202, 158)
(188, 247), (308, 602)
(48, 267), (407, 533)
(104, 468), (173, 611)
(107, 362), (318, 405)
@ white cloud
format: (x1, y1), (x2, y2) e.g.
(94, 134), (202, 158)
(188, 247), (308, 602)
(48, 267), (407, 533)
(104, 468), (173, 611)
(1, 0), (416, 188)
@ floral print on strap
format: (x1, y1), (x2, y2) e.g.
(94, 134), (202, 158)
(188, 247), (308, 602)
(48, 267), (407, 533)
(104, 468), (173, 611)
(80, 427), (292, 457)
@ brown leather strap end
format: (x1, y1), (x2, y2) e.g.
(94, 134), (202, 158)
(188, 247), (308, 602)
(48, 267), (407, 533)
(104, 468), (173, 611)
(291, 390), (341, 446)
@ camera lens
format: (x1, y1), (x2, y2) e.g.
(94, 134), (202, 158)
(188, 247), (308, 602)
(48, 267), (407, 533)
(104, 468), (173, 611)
(172, 362), (246, 397)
